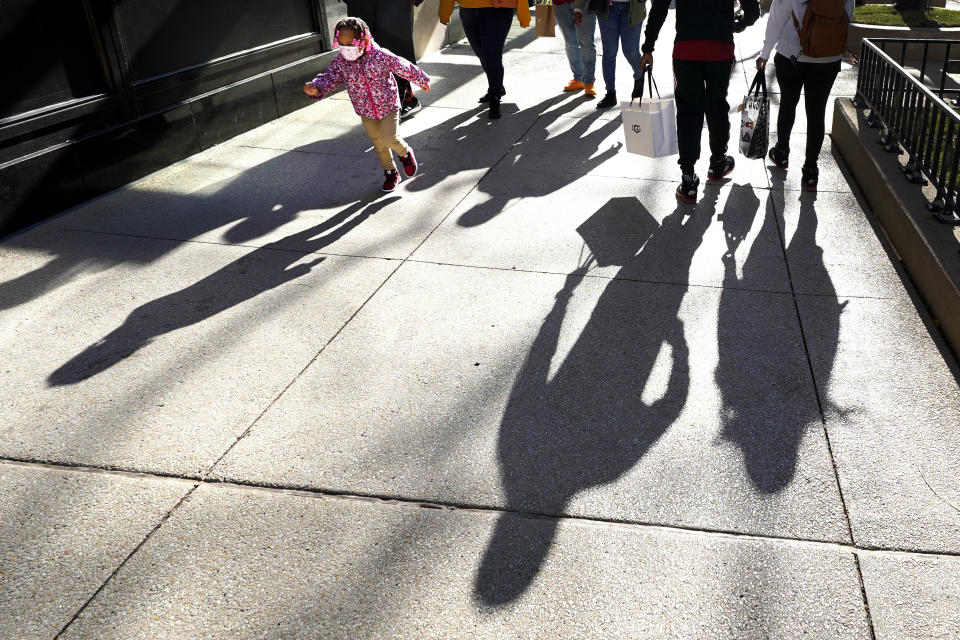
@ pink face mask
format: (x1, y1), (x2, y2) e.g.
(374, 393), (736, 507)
(339, 45), (362, 61)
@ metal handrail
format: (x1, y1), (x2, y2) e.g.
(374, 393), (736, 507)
(855, 38), (960, 219)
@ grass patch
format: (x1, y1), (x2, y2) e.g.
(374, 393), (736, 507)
(854, 4), (960, 27)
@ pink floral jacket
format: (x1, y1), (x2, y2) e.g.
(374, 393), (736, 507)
(309, 46), (430, 121)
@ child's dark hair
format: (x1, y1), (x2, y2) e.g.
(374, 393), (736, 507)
(334, 17), (371, 43)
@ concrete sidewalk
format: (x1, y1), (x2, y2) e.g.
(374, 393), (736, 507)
(2, 16), (959, 639)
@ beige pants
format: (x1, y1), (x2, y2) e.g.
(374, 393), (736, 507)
(361, 110), (411, 170)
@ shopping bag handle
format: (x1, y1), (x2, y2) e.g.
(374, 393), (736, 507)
(748, 69), (767, 98)
(630, 66), (660, 104)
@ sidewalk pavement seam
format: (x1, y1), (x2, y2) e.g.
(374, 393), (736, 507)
(766, 149), (879, 636)
(402, 257), (905, 299)
(6, 456), (960, 564)
(53, 482), (201, 639)
(853, 552), (881, 640)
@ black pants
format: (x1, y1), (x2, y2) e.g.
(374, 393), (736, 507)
(773, 53), (841, 168)
(673, 58), (735, 176)
(460, 7), (514, 98)
(344, 0), (417, 100)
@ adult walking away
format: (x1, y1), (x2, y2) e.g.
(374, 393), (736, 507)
(439, 0), (531, 119)
(342, 0), (425, 118)
(757, 0), (854, 191)
(640, 0), (760, 203)
(573, 0), (648, 110)
(555, 0), (598, 97)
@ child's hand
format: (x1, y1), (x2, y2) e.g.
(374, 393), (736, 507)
(303, 82), (320, 98)
(422, 83), (431, 92)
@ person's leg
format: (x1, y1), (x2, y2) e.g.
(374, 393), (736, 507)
(555, 3), (584, 83)
(478, 8), (513, 98)
(673, 59), (707, 176)
(773, 53), (802, 154)
(801, 60), (840, 168)
(703, 58), (734, 165)
(618, 9), (645, 81)
(361, 116), (397, 170)
(577, 11), (598, 87)
(597, 15), (620, 94)
(459, 7), (487, 73)
(382, 110), (412, 157)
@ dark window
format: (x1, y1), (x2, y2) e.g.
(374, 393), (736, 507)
(117, 0), (318, 81)
(0, 0), (108, 120)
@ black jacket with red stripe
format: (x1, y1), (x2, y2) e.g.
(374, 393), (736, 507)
(642, 0), (760, 55)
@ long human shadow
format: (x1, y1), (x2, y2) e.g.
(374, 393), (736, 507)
(715, 176), (844, 493)
(453, 102), (623, 228)
(0, 88), (561, 315)
(474, 192), (717, 606)
(47, 195), (397, 386)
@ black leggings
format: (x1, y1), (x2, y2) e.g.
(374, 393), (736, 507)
(460, 7), (514, 98)
(773, 53), (841, 168)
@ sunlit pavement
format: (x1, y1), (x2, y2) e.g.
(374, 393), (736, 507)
(2, 14), (959, 639)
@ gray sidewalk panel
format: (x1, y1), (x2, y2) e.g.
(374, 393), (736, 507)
(225, 98), (540, 174)
(214, 261), (848, 542)
(859, 553), (960, 640)
(62, 483), (871, 639)
(773, 189), (910, 301)
(0, 463), (190, 640)
(799, 295), (960, 553)
(41, 146), (480, 260)
(412, 174), (791, 292)
(0, 231), (397, 475)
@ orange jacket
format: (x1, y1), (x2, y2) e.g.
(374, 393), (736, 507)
(439, 0), (531, 28)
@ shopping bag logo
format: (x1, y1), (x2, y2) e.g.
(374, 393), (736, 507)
(632, 124), (643, 134)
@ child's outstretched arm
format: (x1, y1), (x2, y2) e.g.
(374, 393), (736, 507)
(385, 54), (431, 92)
(303, 62), (344, 100)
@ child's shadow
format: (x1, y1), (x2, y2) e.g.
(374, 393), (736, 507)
(48, 196), (398, 386)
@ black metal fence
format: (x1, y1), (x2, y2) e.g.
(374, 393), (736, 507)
(855, 38), (960, 223)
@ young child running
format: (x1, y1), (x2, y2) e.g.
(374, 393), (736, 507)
(303, 17), (431, 192)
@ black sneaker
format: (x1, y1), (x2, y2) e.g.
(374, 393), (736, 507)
(676, 173), (700, 204)
(801, 165), (818, 191)
(768, 145), (789, 169)
(596, 92), (617, 109)
(479, 88), (506, 104)
(707, 155), (735, 182)
(488, 97), (501, 120)
(400, 96), (422, 120)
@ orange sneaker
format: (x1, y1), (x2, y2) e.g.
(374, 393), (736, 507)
(563, 79), (585, 92)
(584, 83), (596, 97)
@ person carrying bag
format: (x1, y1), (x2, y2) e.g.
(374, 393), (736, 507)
(620, 67), (678, 158)
(756, 0), (854, 191)
(739, 70), (770, 160)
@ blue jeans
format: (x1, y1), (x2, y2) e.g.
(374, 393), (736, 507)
(598, 2), (645, 94)
(554, 3), (597, 85)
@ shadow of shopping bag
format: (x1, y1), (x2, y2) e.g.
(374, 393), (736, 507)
(621, 97), (678, 158)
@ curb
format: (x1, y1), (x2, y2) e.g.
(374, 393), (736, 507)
(832, 96), (960, 360)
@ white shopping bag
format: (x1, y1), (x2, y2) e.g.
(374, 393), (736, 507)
(620, 97), (678, 158)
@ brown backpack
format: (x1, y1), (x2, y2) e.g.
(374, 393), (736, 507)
(794, 0), (849, 58)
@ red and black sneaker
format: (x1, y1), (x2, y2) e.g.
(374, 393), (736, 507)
(801, 164), (818, 191)
(676, 173), (700, 204)
(400, 149), (418, 177)
(768, 146), (789, 169)
(707, 155), (735, 182)
(382, 169), (401, 192)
